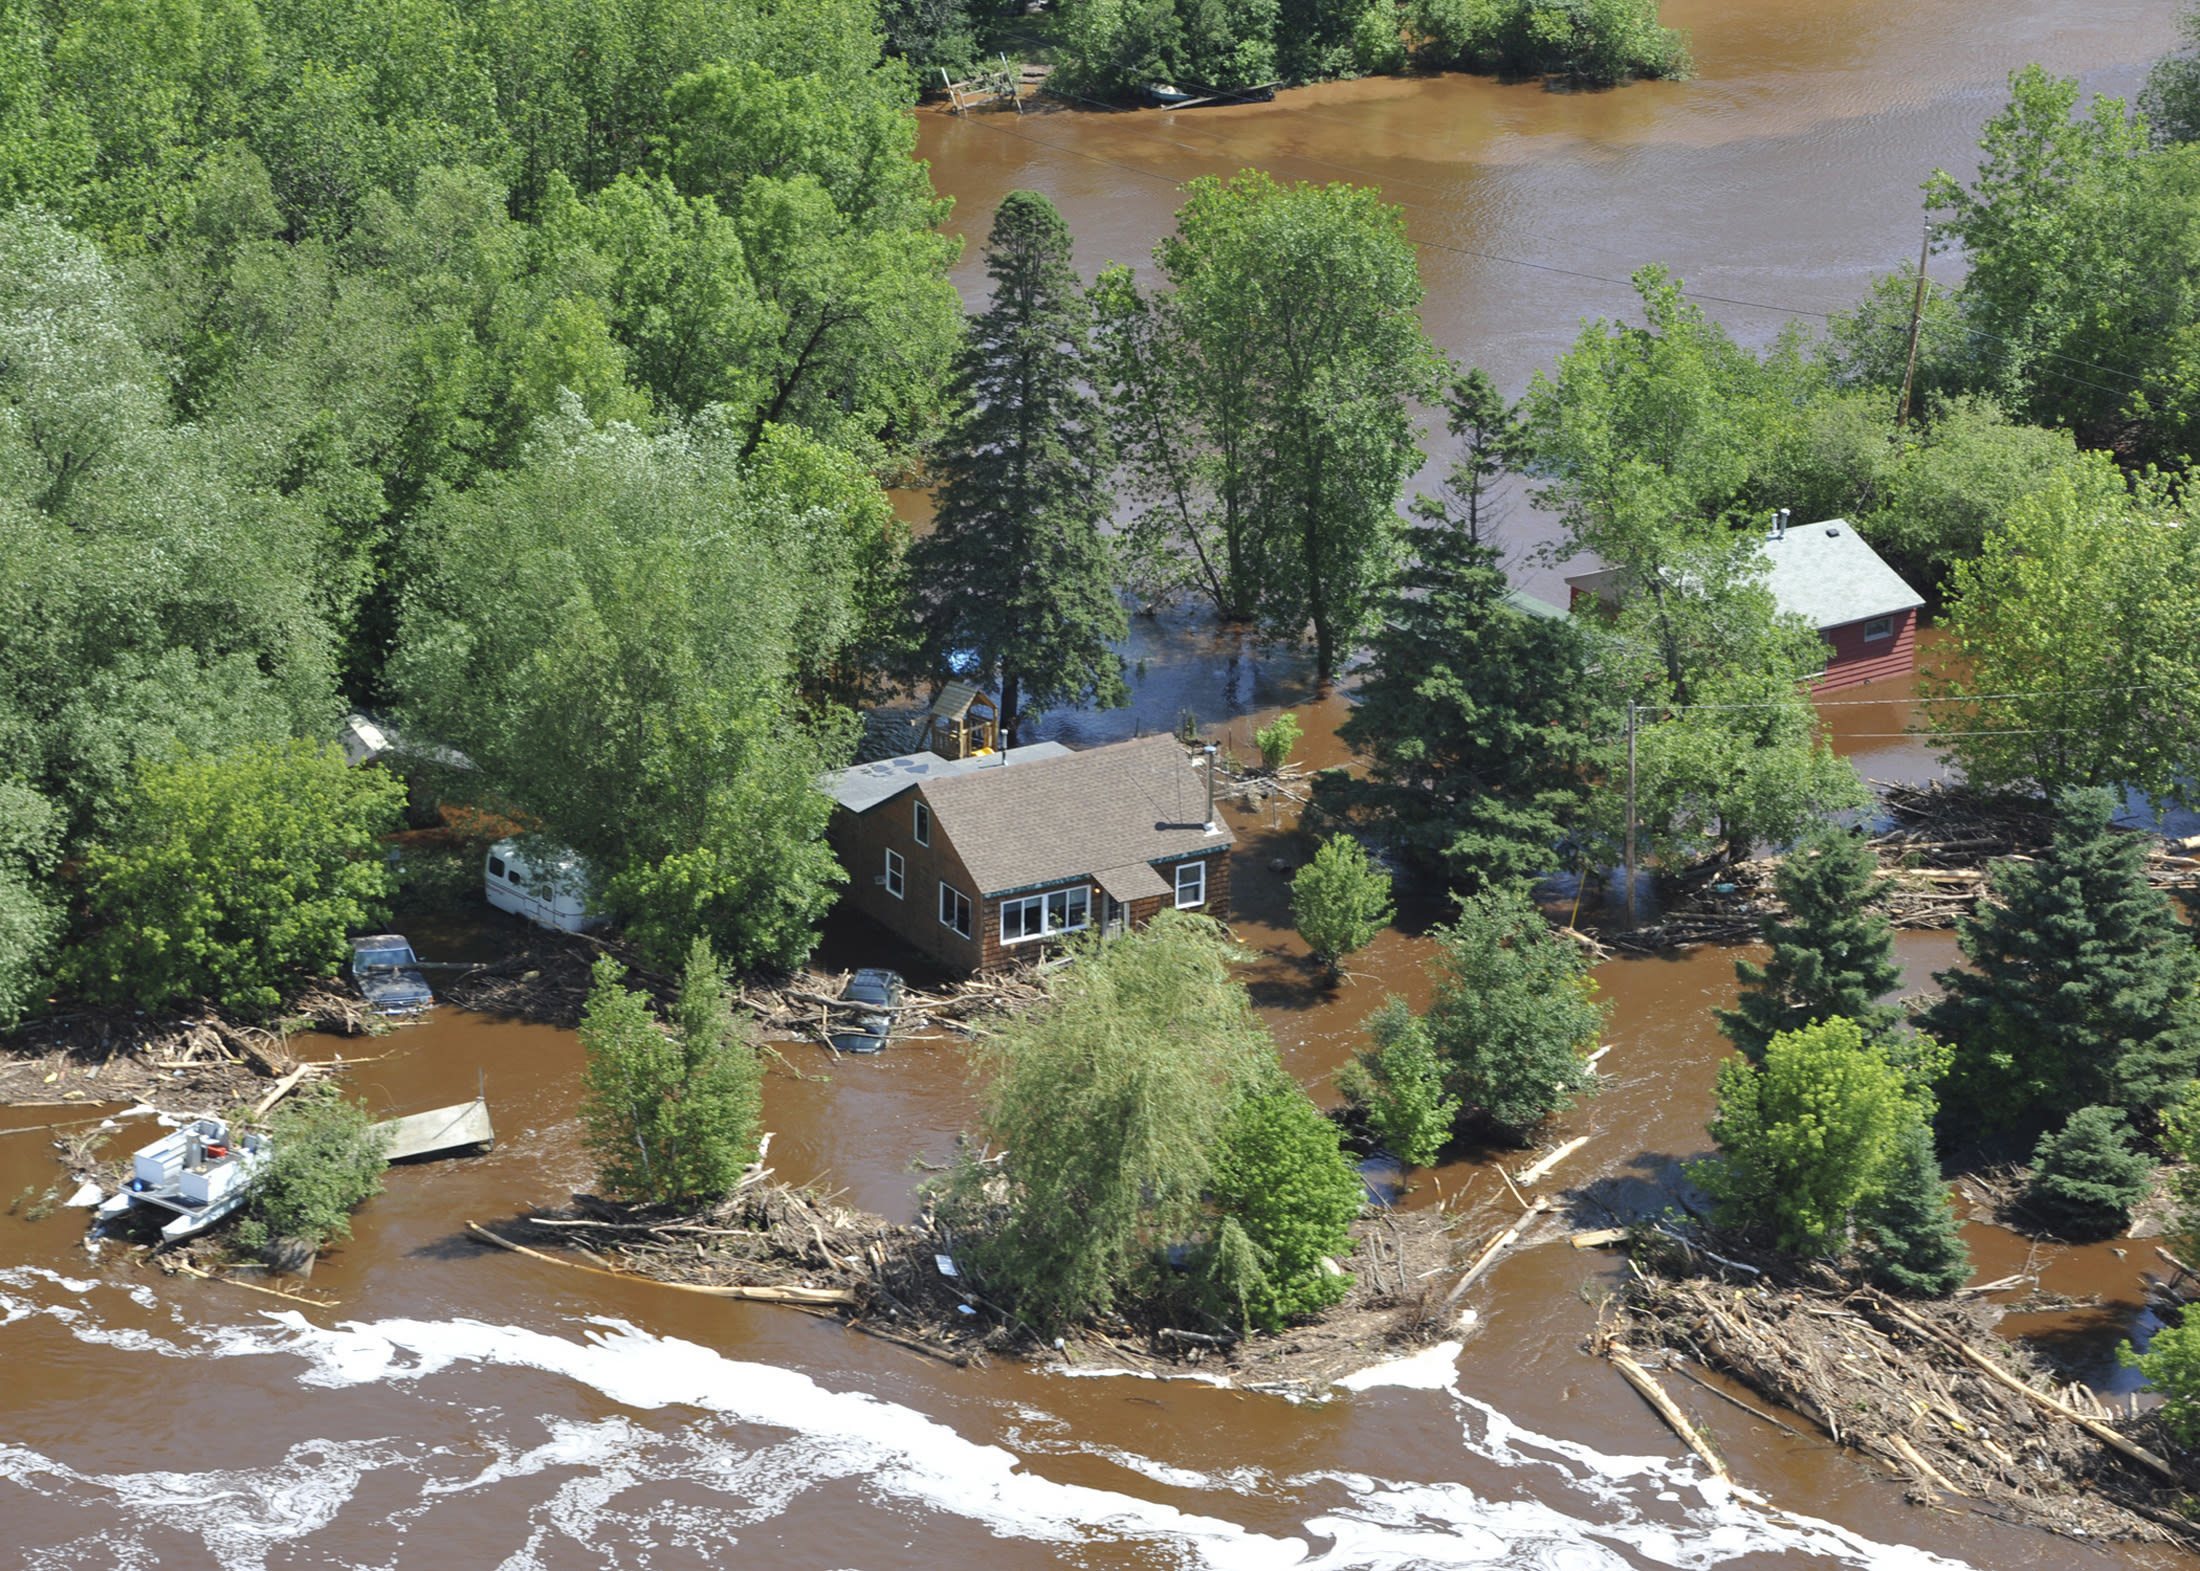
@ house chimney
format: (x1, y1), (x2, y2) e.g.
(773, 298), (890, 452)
(1202, 744), (1218, 831)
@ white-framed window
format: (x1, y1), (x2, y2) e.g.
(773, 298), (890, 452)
(1862, 615), (1893, 642)
(1174, 860), (1206, 909)
(1000, 885), (1090, 944)
(883, 848), (904, 899)
(913, 800), (931, 846)
(939, 881), (972, 939)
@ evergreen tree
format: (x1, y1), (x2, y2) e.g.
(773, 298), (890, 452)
(1860, 1114), (1972, 1296)
(1313, 517), (1611, 892)
(910, 191), (1127, 743)
(1919, 788), (2200, 1135)
(1408, 366), (1523, 548)
(2027, 1105), (2153, 1240)
(1716, 824), (1902, 1064)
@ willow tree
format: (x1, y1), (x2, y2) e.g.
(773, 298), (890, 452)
(910, 190), (1126, 743)
(1096, 170), (1440, 681)
(943, 911), (1359, 1330)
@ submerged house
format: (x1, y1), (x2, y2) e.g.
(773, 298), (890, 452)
(1564, 513), (1925, 692)
(820, 733), (1234, 972)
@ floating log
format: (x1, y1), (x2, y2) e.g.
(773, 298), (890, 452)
(1607, 1347), (1731, 1480)
(1516, 1136), (1590, 1187)
(1443, 1196), (1548, 1307)
(1570, 1228), (1628, 1250)
(171, 1261), (340, 1308)
(1888, 1432), (1966, 1496)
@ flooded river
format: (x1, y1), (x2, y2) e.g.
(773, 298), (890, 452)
(3, 3), (2188, 1565)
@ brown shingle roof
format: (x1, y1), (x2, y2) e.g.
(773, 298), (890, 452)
(919, 735), (1232, 897)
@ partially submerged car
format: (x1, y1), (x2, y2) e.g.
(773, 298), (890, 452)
(349, 934), (435, 1015)
(829, 968), (905, 1054)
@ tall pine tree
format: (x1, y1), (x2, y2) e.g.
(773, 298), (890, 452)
(1716, 824), (1903, 1063)
(910, 191), (1126, 743)
(1313, 516), (1610, 892)
(1860, 1113), (1972, 1296)
(1407, 366), (1523, 549)
(1919, 787), (2200, 1135)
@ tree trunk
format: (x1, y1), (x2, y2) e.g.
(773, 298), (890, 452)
(999, 669), (1022, 748)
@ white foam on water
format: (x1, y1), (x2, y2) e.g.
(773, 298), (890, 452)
(0, 1270), (1985, 1570)
(1334, 1340), (1464, 1391)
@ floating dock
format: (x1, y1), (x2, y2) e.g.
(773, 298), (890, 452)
(376, 1098), (494, 1163)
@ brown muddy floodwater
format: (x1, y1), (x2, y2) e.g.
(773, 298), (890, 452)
(3, 5), (2188, 1567)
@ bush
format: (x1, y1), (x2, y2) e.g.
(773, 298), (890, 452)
(2027, 1105), (2153, 1241)
(1254, 710), (1302, 770)
(1691, 1017), (1922, 1255)
(2123, 1314), (2200, 1447)
(1208, 1085), (1365, 1329)
(577, 940), (764, 1207)
(238, 1087), (390, 1254)
(68, 740), (407, 1014)
(1408, 0), (1690, 82)
(1337, 998), (1461, 1166)
(1290, 835), (1394, 971)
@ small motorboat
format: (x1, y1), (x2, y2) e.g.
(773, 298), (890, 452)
(349, 934), (435, 1015)
(94, 1117), (270, 1243)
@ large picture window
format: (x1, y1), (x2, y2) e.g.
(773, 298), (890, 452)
(1000, 885), (1090, 944)
(883, 848), (904, 899)
(1174, 860), (1206, 909)
(939, 882), (972, 939)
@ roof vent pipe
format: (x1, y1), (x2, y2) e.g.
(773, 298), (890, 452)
(1203, 744), (1218, 831)
(1775, 507), (1790, 539)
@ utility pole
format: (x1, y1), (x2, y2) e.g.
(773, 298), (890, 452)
(1624, 700), (1637, 930)
(1895, 224), (1933, 431)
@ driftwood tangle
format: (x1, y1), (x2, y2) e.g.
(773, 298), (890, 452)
(1607, 780), (2200, 955)
(1605, 1241), (2200, 1548)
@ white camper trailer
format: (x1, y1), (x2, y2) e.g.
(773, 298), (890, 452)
(484, 839), (604, 932)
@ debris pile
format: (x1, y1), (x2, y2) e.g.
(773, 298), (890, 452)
(1603, 1243), (2200, 1547)
(1605, 780), (2200, 954)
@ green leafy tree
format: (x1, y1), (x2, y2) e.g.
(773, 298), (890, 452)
(0, 782), (61, 1024)
(1923, 478), (2200, 812)
(1315, 518), (1611, 890)
(391, 408), (862, 969)
(1414, 885), (1606, 1138)
(2027, 1105), (2153, 1241)
(577, 942), (765, 1208)
(1099, 171), (1441, 680)
(910, 191), (1126, 742)
(2162, 1080), (2200, 1265)
(1290, 834), (1395, 973)
(1717, 824), (1902, 1063)
(237, 1085), (390, 1254)
(68, 741), (405, 1014)
(1692, 1017), (1923, 1255)
(1336, 997), (1461, 1166)
(2124, 1313), (2200, 1445)
(1920, 788), (2200, 1136)
(944, 911), (1328, 1330)
(1208, 1081), (1365, 1329)
(2143, 1), (2200, 145)
(1859, 1113), (1971, 1296)
(1408, 0), (1690, 82)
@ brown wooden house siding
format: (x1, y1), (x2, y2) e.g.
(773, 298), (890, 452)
(826, 793), (985, 972)
(1815, 607), (1918, 692)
